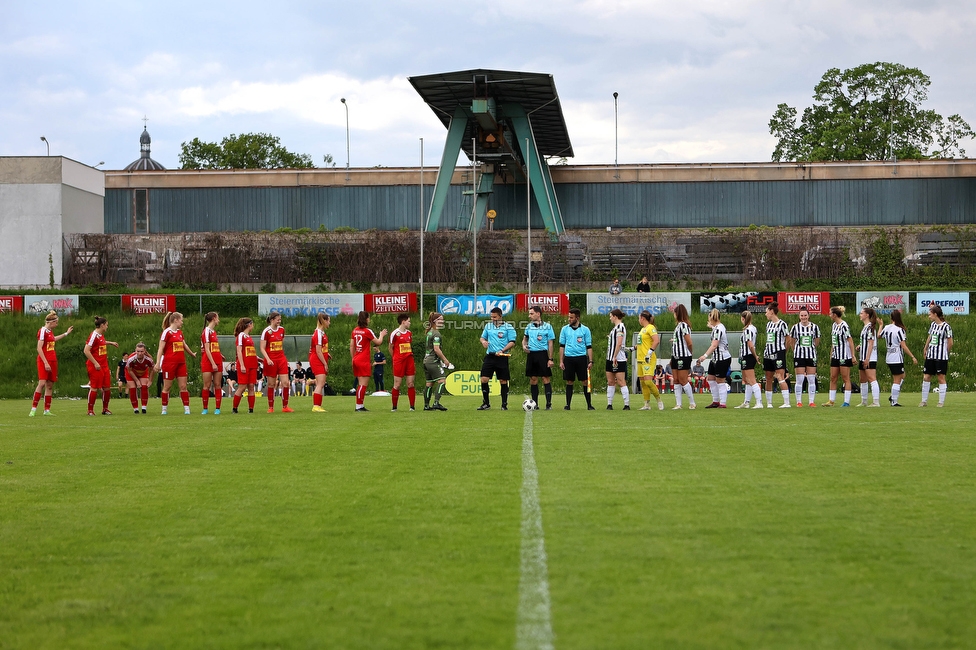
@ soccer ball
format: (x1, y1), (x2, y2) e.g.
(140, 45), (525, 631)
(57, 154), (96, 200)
(522, 398), (537, 412)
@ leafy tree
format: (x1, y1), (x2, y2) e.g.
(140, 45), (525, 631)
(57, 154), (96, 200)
(769, 62), (974, 161)
(179, 133), (316, 169)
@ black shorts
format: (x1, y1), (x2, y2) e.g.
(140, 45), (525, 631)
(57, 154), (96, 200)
(741, 354), (757, 371)
(671, 356), (693, 372)
(831, 358), (853, 368)
(562, 356), (590, 382)
(525, 350), (552, 378)
(763, 352), (786, 372)
(605, 359), (628, 375)
(858, 360), (877, 371)
(794, 356), (816, 370)
(481, 354), (510, 381)
(708, 358), (732, 379)
(923, 358), (949, 376)
(887, 363), (905, 376)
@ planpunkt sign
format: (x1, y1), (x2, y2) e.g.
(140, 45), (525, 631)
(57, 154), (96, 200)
(436, 294), (514, 316)
(122, 294), (177, 314)
(24, 295), (80, 315)
(586, 292), (692, 316)
(516, 293), (569, 314)
(0, 296), (24, 313)
(856, 291), (909, 315)
(777, 291), (830, 315)
(915, 292), (970, 315)
(259, 293), (364, 317)
(364, 293), (417, 314)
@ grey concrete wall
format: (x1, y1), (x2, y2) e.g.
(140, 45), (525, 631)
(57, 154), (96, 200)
(62, 185), (104, 234)
(0, 184), (63, 287)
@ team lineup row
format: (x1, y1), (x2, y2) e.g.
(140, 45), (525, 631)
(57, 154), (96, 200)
(27, 301), (953, 417)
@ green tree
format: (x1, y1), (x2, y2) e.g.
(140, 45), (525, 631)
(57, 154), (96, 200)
(769, 62), (974, 161)
(179, 133), (316, 169)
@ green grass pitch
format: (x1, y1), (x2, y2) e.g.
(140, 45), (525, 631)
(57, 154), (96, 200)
(2, 392), (975, 648)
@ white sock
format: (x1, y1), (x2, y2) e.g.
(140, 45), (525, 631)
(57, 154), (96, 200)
(675, 384), (683, 407)
(859, 382), (868, 404)
(621, 386), (629, 406)
(719, 383), (728, 406)
(891, 381), (901, 404)
(921, 381), (931, 402)
(607, 385), (615, 404)
(766, 390), (773, 405)
(781, 388), (791, 404)
(794, 375), (805, 402)
(807, 375), (816, 403)
(938, 383), (946, 405)
(710, 381), (719, 403)
(871, 381), (880, 404)
(844, 389), (852, 404)
(829, 389), (837, 402)
(684, 383), (696, 405)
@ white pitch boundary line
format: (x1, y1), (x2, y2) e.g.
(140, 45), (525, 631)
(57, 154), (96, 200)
(516, 407), (555, 650)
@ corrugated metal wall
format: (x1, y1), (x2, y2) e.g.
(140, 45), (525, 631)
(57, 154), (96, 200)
(104, 177), (976, 233)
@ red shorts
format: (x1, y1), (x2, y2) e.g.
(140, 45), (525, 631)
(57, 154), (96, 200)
(87, 363), (112, 389)
(239, 367), (258, 385)
(353, 358), (371, 378)
(125, 369), (151, 383)
(162, 362), (188, 381)
(308, 356), (328, 377)
(393, 356), (416, 377)
(201, 354), (223, 374)
(37, 358), (58, 383)
(263, 356), (289, 377)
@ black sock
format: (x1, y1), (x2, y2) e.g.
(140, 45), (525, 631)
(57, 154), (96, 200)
(434, 382), (444, 405)
(584, 390), (592, 407)
(544, 383), (552, 406)
(501, 383), (509, 407)
(424, 385), (432, 407)
(531, 384), (539, 403)
(566, 384), (574, 405)
(482, 382), (490, 405)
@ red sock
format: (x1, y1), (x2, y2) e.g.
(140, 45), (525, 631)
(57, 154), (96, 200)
(33, 391), (42, 408)
(408, 386), (416, 408)
(356, 384), (366, 406)
(233, 394), (242, 410)
(87, 390), (97, 413)
(140, 386), (149, 407)
(313, 392), (322, 407)
(161, 392), (169, 407)
(129, 388), (138, 409)
(44, 394), (52, 410)
(214, 389), (221, 410)
(180, 391), (190, 407)
(282, 385), (289, 407)
(268, 390), (275, 408)
(102, 391), (110, 411)
(391, 388), (399, 408)
(202, 388), (210, 410)
(247, 394), (255, 410)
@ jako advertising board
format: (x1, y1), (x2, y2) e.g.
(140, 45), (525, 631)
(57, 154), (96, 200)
(259, 294), (364, 317)
(122, 294), (177, 315)
(1, 296), (25, 313)
(700, 291), (778, 313)
(436, 294), (514, 316)
(515, 293), (570, 314)
(24, 295), (80, 315)
(916, 292), (970, 315)
(777, 292), (830, 315)
(586, 292), (692, 316)
(856, 292), (909, 315)
(364, 293), (417, 314)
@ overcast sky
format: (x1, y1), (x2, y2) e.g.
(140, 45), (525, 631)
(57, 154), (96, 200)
(1, 0), (973, 170)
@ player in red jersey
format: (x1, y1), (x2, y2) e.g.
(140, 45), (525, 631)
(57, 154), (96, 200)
(154, 311), (197, 415)
(200, 311), (224, 415)
(260, 311), (293, 413)
(350, 311), (387, 412)
(309, 312), (331, 412)
(233, 318), (258, 413)
(83, 316), (120, 415)
(30, 310), (74, 417)
(124, 342), (155, 413)
(389, 313), (416, 411)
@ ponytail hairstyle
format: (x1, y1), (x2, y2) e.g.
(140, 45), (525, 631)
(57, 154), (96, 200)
(830, 305), (846, 319)
(890, 309), (906, 331)
(316, 312), (331, 329)
(639, 310), (654, 325)
(673, 303), (690, 325)
(162, 312), (173, 329)
(708, 308), (721, 326)
(740, 310), (753, 327)
(609, 308), (625, 321)
(863, 307), (881, 333)
(765, 304), (779, 317)
(234, 317), (253, 337)
(357, 311), (370, 328)
(425, 312), (443, 332)
(204, 311), (219, 326)
(45, 310), (59, 323)
(266, 310), (281, 325)
(93, 315), (107, 328)
(929, 303), (945, 321)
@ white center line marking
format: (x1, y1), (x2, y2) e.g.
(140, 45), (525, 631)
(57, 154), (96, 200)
(516, 408), (554, 650)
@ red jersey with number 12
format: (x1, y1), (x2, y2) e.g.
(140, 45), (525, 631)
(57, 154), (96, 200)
(351, 327), (375, 365)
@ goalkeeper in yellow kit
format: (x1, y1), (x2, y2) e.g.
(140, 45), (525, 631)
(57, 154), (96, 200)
(637, 310), (665, 410)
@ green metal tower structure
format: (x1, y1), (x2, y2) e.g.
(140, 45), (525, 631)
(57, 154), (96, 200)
(409, 70), (574, 234)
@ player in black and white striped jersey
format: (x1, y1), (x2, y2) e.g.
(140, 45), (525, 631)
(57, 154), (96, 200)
(787, 306), (821, 407)
(856, 308), (883, 407)
(762, 305), (791, 408)
(920, 303), (953, 407)
(736, 311), (762, 408)
(697, 309), (732, 408)
(670, 304), (696, 410)
(825, 306), (856, 407)
(605, 308), (630, 410)
(880, 309), (917, 406)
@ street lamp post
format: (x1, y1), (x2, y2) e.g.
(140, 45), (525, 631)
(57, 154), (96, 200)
(40, 136), (49, 156)
(340, 98), (350, 180)
(613, 92), (619, 179)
